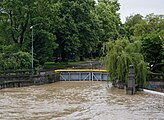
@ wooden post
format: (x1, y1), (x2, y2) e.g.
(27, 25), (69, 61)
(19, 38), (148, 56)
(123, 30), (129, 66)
(126, 65), (135, 95)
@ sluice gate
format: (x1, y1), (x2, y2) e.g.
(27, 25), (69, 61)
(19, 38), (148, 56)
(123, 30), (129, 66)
(54, 69), (109, 81)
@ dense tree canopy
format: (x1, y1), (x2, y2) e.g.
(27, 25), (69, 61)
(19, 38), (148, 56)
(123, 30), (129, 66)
(141, 31), (164, 72)
(0, 0), (122, 69)
(121, 14), (164, 73)
(0, 0), (163, 79)
(103, 13), (163, 88)
(123, 14), (143, 38)
(133, 14), (164, 72)
(133, 14), (164, 36)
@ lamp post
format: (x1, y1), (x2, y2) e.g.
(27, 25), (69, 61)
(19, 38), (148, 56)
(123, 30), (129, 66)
(30, 23), (42, 75)
(30, 26), (34, 75)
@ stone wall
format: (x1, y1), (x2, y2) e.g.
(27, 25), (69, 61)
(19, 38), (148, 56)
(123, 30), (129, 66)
(0, 71), (59, 89)
(147, 73), (164, 91)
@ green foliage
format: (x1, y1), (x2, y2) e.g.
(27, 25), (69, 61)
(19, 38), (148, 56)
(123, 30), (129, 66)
(51, 0), (122, 61)
(133, 14), (164, 36)
(54, 0), (99, 61)
(0, 0), (61, 66)
(123, 13), (164, 73)
(95, 1), (121, 41)
(136, 60), (147, 88)
(103, 38), (147, 87)
(0, 0), (126, 69)
(44, 62), (68, 69)
(141, 31), (164, 72)
(43, 61), (86, 69)
(0, 51), (31, 70)
(34, 30), (58, 65)
(15, 51), (31, 69)
(124, 14), (143, 38)
(0, 0), (35, 46)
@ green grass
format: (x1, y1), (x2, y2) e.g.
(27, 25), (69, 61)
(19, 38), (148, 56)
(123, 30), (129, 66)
(43, 61), (87, 69)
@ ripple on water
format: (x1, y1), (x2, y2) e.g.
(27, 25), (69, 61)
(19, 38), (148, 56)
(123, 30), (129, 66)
(0, 81), (164, 120)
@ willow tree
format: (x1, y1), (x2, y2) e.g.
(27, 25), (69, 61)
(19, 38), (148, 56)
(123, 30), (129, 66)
(103, 38), (147, 88)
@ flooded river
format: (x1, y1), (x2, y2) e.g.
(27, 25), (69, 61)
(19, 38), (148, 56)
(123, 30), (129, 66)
(0, 81), (164, 120)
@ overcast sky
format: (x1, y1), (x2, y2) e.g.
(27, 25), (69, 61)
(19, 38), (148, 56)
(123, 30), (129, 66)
(118, 0), (164, 23)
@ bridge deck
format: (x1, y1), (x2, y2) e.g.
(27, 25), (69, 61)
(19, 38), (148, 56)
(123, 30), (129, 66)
(54, 69), (108, 72)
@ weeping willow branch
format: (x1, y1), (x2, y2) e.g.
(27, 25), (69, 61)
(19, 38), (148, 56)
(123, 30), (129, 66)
(103, 38), (147, 87)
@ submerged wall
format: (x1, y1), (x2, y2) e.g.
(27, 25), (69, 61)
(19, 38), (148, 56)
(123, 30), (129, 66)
(146, 73), (164, 92)
(0, 70), (59, 89)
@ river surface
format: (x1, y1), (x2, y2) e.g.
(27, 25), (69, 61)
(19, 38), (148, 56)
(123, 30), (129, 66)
(0, 81), (164, 120)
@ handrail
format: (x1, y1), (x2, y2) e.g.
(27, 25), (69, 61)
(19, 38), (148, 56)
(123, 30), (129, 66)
(54, 69), (108, 72)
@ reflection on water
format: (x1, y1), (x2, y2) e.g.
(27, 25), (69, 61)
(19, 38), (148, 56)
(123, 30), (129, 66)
(0, 81), (163, 120)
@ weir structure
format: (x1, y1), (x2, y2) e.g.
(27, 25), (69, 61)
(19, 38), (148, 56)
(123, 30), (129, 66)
(54, 69), (109, 81)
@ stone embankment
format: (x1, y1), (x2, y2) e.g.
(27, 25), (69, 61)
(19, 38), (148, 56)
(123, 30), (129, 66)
(0, 70), (59, 89)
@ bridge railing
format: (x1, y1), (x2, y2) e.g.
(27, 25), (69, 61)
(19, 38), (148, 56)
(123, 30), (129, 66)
(54, 69), (109, 81)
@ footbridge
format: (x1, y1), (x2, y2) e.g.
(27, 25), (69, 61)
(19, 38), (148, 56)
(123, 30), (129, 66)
(54, 69), (109, 81)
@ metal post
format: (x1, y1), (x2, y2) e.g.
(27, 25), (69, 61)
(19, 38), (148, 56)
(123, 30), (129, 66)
(31, 26), (34, 75)
(30, 23), (42, 75)
(30, 26), (34, 75)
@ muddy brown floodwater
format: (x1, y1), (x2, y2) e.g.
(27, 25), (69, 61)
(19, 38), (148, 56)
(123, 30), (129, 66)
(0, 81), (163, 120)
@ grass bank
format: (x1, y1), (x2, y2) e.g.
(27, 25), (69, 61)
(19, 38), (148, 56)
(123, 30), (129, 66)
(43, 59), (103, 70)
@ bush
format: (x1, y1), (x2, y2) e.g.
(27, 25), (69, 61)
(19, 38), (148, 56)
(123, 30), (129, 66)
(0, 51), (31, 70)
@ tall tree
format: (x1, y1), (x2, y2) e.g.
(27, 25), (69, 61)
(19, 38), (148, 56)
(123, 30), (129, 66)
(76, 0), (100, 60)
(124, 14), (143, 38)
(96, 0), (121, 41)
(94, 0), (122, 56)
(133, 14), (164, 36)
(0, 0), (59, 67)
(34, 30), (58, 65)
(0, 0), (35, 47)
(141, 31), (164, 72)
(54, 0), (99, 61)
(133, 14), (164, 72)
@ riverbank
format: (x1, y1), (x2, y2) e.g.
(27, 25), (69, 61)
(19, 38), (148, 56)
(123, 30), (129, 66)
(0, 70), (59, 90)
(0, 59), (163, 93)
(43, 59), (103, 70)
(0, 59), (102, 90)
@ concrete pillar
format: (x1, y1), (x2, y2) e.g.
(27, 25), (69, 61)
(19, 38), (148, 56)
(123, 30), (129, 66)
(126, 65), (136, 95)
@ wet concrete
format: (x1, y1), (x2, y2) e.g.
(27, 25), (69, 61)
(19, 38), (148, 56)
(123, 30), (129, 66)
(0, 81), (163, 120)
